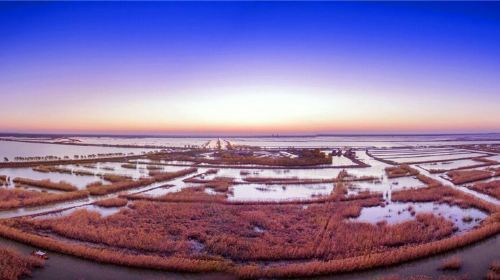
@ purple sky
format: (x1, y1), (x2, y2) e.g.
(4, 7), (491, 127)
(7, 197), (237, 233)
(1, 2), (499, 135)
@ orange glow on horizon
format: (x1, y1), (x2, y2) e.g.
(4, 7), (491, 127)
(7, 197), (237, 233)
(3, 114), (498, 135)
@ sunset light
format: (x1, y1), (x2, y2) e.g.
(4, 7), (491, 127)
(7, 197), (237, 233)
(0, 2), (499, 280)
(1, 2), (499, 134)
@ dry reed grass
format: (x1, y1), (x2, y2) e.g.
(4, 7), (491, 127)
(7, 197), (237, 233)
(13, 177), (78, 192)
(416, 174), (443, 188)
(86, 168), (197, 195)
(486, 260), (500, 280)
(94, 197), (128, 208)
(439, 256), (462, 270)
(101, 174), (132, 183)
(468, 180), (500, 199)
(149, 149), (333, 167)
(447, 169), (494, 184)
(0, 175), (8, 185)
(0, 189), (498, 278)
(0, 189), (89, 210)
(385, 164), (419, 178)
(0, 223), (231, 274)
(392, 185), (498, 213)
(8, 199), (454, 263)
(121, 163), (137, 169)
(32, 165), (72, 174)
(0, 245), (44, 280)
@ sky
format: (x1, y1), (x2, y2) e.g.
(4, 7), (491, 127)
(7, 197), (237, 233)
(0, 2), (499, 135)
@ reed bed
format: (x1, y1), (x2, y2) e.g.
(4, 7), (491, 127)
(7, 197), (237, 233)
(32, 165), (73, 174)
(0, 154), (144, 168)
(0, 189), (45, 210)
(86, 180), (152, 196)
(33, 165), (95, 176)
(493, 167), (500, 176)
(240, 173), (376, 185)
(124, 186), (381, 206)
(32, 165), (56, 173)
(135, 186), (228, 203)
(87, 168), (197, 195)
(12, 177), (78, 192)
(233, 222), (499, 278)
(385, 164), (419, 178)
(101, 174), (132, 183)
(446, 169), (495, 184)
(358, 274), (466, 280)
(71, 169), (96, 176)
(486, 260), (500, 280)
(439, 256), (462, 270)
(416, 174), (443, 188)
(0, 245), (44, 280)
(148, 168), (197, 181)
(0, 224), (231, 274)
(205, 177), (234, 193)
(121, 163), (137, 169)
(467, 180), (500, 199)
(391, 185), (498, 213)
(0, 175), (8, 185)
(7, 199), (454, 262)
(0, 190), (498, 278)
(182, 169), (219, 183)
(0, 188), (89, 210)
(146, 165), (162, 171)
(149, 149), (333, 167)
(428, 168), (447, 174)
(94, 197), (128, 208)
(242, 176), (335, 184)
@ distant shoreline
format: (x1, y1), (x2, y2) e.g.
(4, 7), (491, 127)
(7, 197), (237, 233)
(1, 132), (500, 139)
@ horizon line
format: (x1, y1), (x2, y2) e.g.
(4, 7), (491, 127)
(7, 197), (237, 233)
(1, 131), (500, 139)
